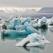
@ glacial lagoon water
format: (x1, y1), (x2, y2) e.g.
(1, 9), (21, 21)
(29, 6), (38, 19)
(0, 28), (53, 53)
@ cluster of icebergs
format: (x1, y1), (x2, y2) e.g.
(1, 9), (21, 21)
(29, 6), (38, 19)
(0, 16), (52, 47)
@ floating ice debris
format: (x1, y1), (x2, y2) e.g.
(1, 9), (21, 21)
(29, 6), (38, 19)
(16, 33), (50, 46)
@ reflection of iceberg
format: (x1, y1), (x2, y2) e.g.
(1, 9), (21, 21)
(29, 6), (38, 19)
(29, 47), (40, 53)
(16, 33), (50, 46)
(17, 47), (44, 53)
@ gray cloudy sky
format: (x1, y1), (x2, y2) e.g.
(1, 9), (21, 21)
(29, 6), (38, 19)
(0, 0), (53, 7)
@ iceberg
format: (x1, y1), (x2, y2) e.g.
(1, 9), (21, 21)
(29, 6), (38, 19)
(16, 33), (50, 46)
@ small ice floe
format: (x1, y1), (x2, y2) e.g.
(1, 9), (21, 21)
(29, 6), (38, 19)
(16, 33), (50, 47)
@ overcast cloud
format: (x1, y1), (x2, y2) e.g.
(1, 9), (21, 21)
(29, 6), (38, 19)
(0, 0), (52, 7)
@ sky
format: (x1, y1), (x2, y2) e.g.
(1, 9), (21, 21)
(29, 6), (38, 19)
(0, 0), (53, 7)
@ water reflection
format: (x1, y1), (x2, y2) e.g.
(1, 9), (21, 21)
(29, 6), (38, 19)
(49, 27), (53, 32)
(18, 46), (45, 53)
